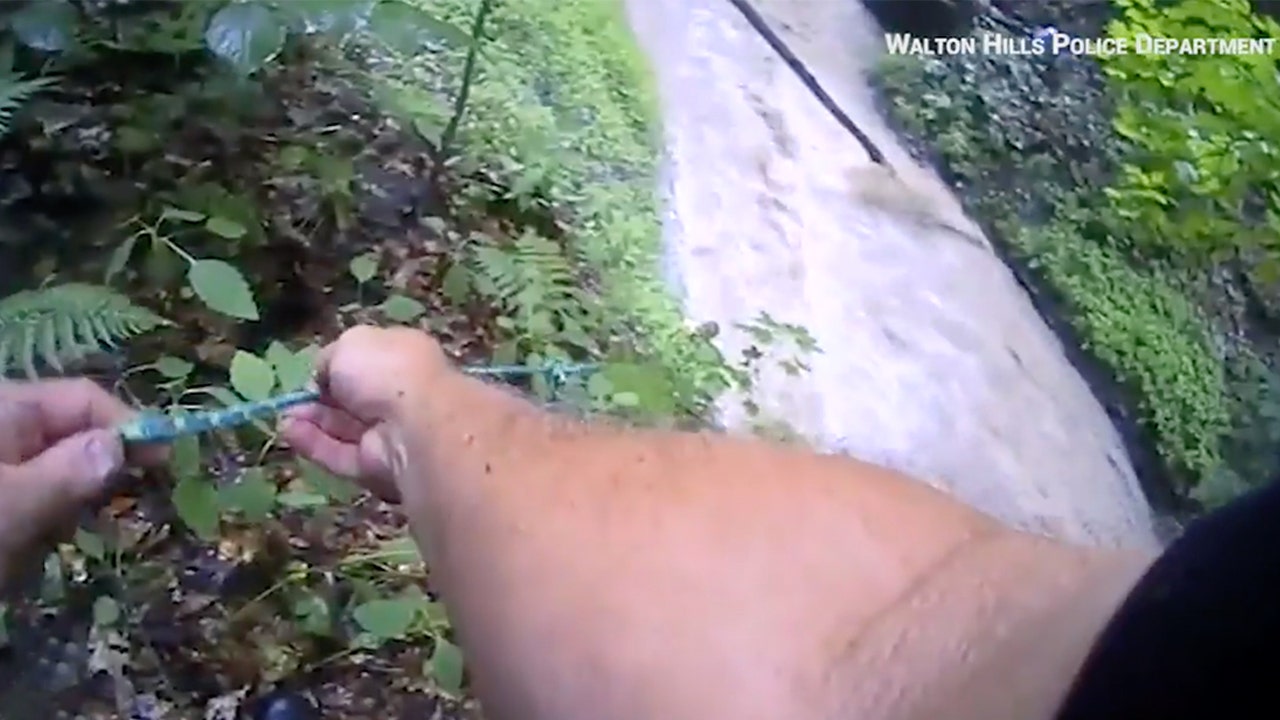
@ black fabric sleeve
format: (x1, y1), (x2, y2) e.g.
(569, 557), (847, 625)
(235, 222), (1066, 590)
(1054, 478), (1280, 719)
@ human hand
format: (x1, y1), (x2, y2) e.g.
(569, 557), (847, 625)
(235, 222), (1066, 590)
(279, 326), (451, 502)
(0, 379), (164, 587)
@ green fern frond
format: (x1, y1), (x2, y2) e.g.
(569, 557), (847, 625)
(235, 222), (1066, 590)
(469, 230), (583, 312)
(468, 230), (601, 354)
(0, 71), (55, 137)
(0, 284), (171, 379)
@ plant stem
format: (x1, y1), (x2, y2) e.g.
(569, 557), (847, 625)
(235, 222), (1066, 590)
(439, 0), (494, 159)
(156, 232), (197, 265)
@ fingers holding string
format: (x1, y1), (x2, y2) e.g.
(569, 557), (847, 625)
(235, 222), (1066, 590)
(0, 379), (168, 467)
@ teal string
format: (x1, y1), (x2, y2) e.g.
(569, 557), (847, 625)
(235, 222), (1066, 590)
(118, 361), (599, 444)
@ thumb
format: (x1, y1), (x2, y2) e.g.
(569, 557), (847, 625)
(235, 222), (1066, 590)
(16, 429), (125, 506)
(356, 428), (402, 503)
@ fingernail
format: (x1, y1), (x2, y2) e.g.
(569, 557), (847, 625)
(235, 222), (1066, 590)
(87, 433), (123, 481)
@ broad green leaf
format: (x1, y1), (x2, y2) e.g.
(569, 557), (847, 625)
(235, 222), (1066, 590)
(423, 600), (450, 630)
(161, 207), (206, 224)
(92, 596), (120, 627)
(352, 632), (381, 649)
(348, 252), (379, 284)
(116, 126), (161, 155)
(217, 467), (278, 522)
(230, 350), (276, 402)
(145, 236), (184, 287)
(300, 460), (359, 503)
(368, 0), (472, 52)
(381, 295), (426, 323)
(293, 591), (333, 636)
(172, 476), (220, 540)
(74, 529), (106, 561)
(206, 386), (246, 409)
(155, 355), (194, 380)
(275, 345), (317, 392)
(352, 596), (420, 641)
(612, 391), (641, 408)
(188, 259), (259, 320)
(204, 2), (288, 75)
(412, 114), (444, 144)
(586, 372), (612, 399)
(602, 362), (676, 416)
(272, 0), (370, 37)
(493, 339), (519, 365)
(265, 340), (292, 370)
(430, 637), (465, 694)
(170, 434), (202, 481)
(374, 536), (421, 566)
(441, 262), (471, 303)
(205, 216), (248, 240)
(9, 0), (77, 52)
(276, 490), (329, 509)
(105, 233), (140, 284)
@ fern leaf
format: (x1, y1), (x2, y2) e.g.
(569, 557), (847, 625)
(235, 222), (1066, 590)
(0, 284), (171, 379)
(0, 72), (55, 138)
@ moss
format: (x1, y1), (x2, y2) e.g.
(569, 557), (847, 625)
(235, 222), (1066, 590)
(1015, 219), (1230, 486)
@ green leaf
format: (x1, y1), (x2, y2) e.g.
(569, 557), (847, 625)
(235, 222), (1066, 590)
(275, 0), (368, 38)
(380, 294), (426, 323)
(92, 595), (120, 627)
(0, 603), (8, 647)
(430, 637), (465, 694)
(116, 126), (160, 155)
(352, 596), (421, 641)
(441, 262), (471, 303)
(205, 2), (288, 75)
(188, 259), (259, 320)
(265, 340), (314, 392)
(229, 350), (276, 401)
(161, 207), (206, 224)
(274, 344), (317, 392)
(299, 460), (359, 503)
(217, 467), (278, 522)
(155, 355), (194, 380)
(612, 391), (640, 408)
(423, 600), (450, 630)
(374, 536), (421, 566)
(105, 233), (140, 284)
(292, 591), (333, 636)
(172, 476), (220, 540)
(74, 529), (106, 561)
(586, 372), (612, 398)
(205, 215), (248, 240)
(170, 433), (201, 480)
(352, 632), (381, 649)
(276, 490), (329, 509)
(9, 0), (77, 52)
(602, 362), (676, 416)
(368, 0), (472, 52)
(265, 340), (292, 369)
(348, 252), (379, 284)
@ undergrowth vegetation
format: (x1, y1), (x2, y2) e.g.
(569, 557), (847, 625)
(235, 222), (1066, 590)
(872, 0), (1280, 507)
(0, 0), (756, 716)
